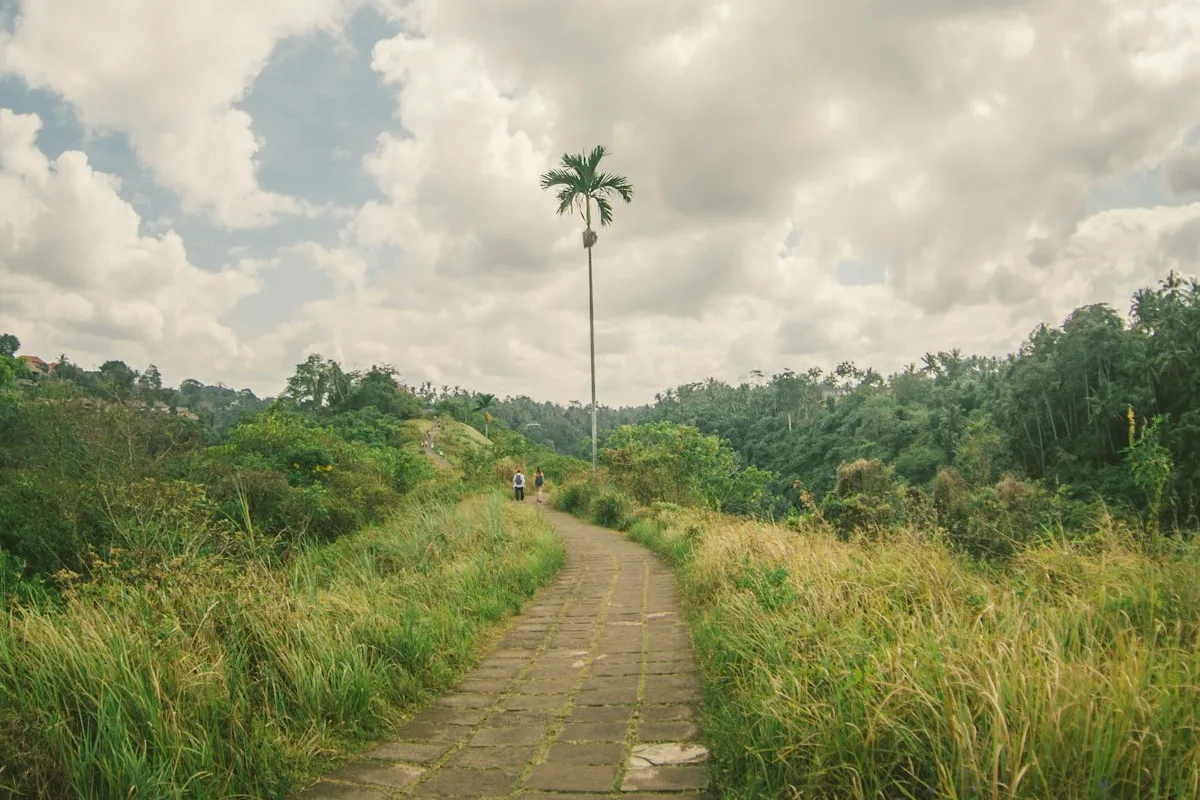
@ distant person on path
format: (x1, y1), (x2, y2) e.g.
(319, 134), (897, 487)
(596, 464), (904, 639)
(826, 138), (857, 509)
(513, 469), (526, 501)
(534, 468), (545, 503)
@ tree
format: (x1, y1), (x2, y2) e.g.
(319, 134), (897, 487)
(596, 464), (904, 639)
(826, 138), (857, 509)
(0, 334), (18, 358)
(540, 145), (634, 476)
(98, 360), (137, 398)
(286, 354), (331, 410)
(137, 364), (163, 402)
(346, 366), (421, 418)
(474, 392), (497, 439)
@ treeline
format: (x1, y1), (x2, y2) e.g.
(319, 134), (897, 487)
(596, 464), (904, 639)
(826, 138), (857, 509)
(506, 273), (1200, 533)
(452, 391), (644, 455)
(0, 346), (443, 583)
(0, 335), (270, 438)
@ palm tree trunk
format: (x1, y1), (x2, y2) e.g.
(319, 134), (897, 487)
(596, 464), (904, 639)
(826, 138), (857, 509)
(587, 199), (598, 477)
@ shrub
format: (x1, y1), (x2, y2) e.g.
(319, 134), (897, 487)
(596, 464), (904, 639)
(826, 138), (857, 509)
(589, 488), (638, 531)
(934, 469), (1103, 560)
(553, 479), (600, 514)
(820, 459), (920, 539)
(601, 421), (772, 511)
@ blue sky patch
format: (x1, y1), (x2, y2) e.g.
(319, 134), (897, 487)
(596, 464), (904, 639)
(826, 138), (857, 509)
(239, 4), (399, 210)
(835, 258), (887, 287)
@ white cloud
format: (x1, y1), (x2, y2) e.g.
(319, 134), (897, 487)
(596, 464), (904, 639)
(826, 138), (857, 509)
(4, 0), (1200, 404)
(0, 109), (269, 384)
(0, 0), (361, 228)
(303, 0), (1199, 403)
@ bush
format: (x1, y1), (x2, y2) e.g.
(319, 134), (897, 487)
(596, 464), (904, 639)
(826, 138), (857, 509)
(0, 394), (435, 581)
(589, 488), (638, 531)
(553, 479), (600, 514)
(200, 410), (409, 543)
(0, 395), (205, 576)
(820, 459), (922, 540)
(935, 469), (1102, 560)
(601, 421), (772, 510)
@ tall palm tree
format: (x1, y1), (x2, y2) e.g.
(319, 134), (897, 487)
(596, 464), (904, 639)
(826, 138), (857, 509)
(474, 392), (497, 439)
(539, 145), (634, 476)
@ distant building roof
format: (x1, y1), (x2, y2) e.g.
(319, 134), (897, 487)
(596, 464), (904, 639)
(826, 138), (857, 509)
(18, 355), (50, 374)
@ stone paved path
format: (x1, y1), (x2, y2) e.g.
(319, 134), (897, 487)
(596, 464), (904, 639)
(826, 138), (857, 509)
(294, 507), (712, 799)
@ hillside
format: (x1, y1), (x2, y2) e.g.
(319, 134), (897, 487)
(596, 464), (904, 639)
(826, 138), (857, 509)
(0, 351), (572, 798)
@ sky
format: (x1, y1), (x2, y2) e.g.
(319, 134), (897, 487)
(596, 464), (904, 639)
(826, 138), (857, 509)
(2, 0), (1199, 405)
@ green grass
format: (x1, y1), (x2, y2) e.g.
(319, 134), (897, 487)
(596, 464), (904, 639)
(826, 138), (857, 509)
(622, 506), (1200, 799)
(0, 491), (563, 799)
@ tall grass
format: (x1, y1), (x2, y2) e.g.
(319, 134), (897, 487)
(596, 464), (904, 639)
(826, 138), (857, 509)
(625, 508), (1200, 799)
(0, 491), (563, 799)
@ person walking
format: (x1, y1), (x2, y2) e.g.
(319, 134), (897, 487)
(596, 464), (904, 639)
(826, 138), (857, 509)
(534, 468), (545, 503)
(513, 468), (526, 501)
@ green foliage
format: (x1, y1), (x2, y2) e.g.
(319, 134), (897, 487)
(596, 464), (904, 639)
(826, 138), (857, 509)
(0, 381), (433, 582)
(819, 459), (927, 540)
(588, 487), (638, 531)
(933, 469), (1093, 559)
(283, 356), (422, 421)
(485, 394), (643, 455)
(0, 390), (206, 576)
(1124, 407), (1174, 542)
(549, 478), (638, 531)
(540, 144), (634, 231)
(202, 409), (421, 542)
(551, 479), (601, 515)
(954, 410), (1008, 486)
(636, 275), (1200, 532)
(0, 333), (18, 359)
(601, 421), (771, 512)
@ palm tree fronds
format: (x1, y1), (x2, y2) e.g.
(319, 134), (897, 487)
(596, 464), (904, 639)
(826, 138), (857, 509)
(585, 145), (608, 175)
(561, 152), (591, 179)
(594, 172), (634, 203)
(555, 186), (577, 217)
(594, 195), (614, 227)
(539, 167), (581, 191)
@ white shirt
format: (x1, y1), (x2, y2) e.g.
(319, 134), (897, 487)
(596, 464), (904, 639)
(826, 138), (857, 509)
(513, 473), (525, 488)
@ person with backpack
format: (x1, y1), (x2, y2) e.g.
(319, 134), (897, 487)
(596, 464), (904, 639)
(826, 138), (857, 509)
(512, 468), (526, 501)
(534, 468), (545, 503)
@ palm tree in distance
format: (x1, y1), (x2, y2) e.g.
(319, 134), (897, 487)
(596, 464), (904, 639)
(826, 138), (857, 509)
(474, 392), (496, 439)
(539, 145), (634, 476)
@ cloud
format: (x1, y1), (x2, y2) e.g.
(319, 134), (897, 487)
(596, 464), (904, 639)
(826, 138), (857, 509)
(0, 109), (269, 384)
(1163, 145), (1200, 194)
(0, 0), (364, 228)
(3, 0), (1200, 405)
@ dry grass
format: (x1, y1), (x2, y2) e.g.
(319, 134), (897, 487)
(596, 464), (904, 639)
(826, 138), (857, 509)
(627, 506), (1200, 799)
(0, 492), (563, 799)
